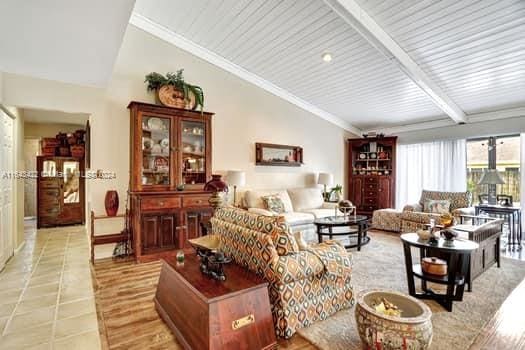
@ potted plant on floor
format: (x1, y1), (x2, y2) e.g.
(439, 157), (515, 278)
(144, 70), (204, 112)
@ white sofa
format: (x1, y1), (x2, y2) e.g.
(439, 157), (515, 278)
(244, 187), (337, 242)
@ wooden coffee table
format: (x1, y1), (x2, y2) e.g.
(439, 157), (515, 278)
(314, 215), (369, 250)
(401, 233), (478, 312)
(155, 254), (277, 350)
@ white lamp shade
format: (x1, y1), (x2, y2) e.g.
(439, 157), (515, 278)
(227, 170), (246, 187)
(478, 169), (505, 185)
(317, 173), (334, 186)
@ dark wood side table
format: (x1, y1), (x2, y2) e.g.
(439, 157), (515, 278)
(314, 215), (370, 251)
(401, 233), (478, 312)
(475, 204), (522, 251)
(155, 254), (277, 350)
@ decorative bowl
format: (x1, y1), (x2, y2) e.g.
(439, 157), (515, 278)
(417, 229), (432, 241)
(440, 229), (458, 241)
(355, 289), (433, 350)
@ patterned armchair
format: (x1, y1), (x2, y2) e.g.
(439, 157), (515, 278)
(211, 207), (354, 339)
(401, 190), (473, 232)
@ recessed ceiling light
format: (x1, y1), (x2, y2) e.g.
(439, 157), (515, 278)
(322, 52), (332, 62)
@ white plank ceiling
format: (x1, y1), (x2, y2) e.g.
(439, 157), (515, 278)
(133, 0), (525, 131)
(355, 0), (525, 116)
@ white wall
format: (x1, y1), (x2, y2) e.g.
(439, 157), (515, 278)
(24, 122), (84, 139)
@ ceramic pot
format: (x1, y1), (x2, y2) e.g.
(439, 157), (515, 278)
(204, 175), (228, 193)
(104, 191), (119, 216)
(355, 289), (433, 350)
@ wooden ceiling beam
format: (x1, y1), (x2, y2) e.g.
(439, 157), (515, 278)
(324, 0), (467, 124)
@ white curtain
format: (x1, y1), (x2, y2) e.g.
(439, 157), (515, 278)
(520, 133), (525, 227)
(396, 139), (467, 209)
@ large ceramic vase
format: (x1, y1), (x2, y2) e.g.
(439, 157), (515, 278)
(104, 190), (119, 217)
(204, 175), (228, 209)
(355, 289), (433, 350)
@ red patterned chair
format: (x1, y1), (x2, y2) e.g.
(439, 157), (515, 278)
(210, 207), (354, 339)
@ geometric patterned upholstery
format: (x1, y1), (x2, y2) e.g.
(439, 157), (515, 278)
(372, 209), (402, 232)
(211, 207), (354, 339)
(401, 190), (472, 232)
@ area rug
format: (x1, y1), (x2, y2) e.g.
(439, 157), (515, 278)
(298, 231), (525, 350)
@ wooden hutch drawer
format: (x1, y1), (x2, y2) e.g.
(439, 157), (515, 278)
(364, 197), (378, 205)
(364, 183), (378, 191)
(40, 188), (60, 198)
(363, 205), (377, 212)
(141, 197), (181, 211)
(182, 195), (209, 208)
(39, 179), (59, 189)
(363, 190), (377, 198)
(364, 176), (378, 184)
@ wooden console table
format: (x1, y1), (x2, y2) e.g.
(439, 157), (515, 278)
(155, 254), (277, 350)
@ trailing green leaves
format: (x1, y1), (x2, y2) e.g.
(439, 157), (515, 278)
(144, 69), (204, 112)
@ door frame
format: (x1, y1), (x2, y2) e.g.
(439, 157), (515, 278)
(0, 106), (15, 270)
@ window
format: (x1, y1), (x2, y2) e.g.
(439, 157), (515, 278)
(467, 135), (521, 206)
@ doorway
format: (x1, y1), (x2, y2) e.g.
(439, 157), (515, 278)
(24, 138), (40, 218)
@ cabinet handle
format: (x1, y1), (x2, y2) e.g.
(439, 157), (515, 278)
(196, 200), (202, 204)
(159, 201), (165, 206)
(175, 225), (188, 230)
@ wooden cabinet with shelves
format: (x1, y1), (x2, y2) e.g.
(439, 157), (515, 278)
(128, 101), (214, 262)
(37, 156), (85, 228)
(347, 137), (397, 216)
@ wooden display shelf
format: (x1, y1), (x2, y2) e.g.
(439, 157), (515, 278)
(90, 211), (128, 263)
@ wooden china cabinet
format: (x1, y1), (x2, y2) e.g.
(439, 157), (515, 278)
(128, 101), (214, 262)
(347, 136), (397, 217)
(37, 156), (85, 228)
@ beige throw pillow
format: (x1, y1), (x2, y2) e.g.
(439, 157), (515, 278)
(424, 199), (451, 214)
(262, 195), (285, 214)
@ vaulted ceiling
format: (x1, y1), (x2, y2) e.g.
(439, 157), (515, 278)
(0, 0), (135, 87)
(132, 0), (525, 132)
(1, 0), (523, 132)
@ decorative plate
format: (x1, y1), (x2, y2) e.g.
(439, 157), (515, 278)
(359, 153), (367, 159)
(160, 138), (169, 148)
(142, 137), (152, 150)
(369, 152), (377, 159)
(147, 117), (163, 130)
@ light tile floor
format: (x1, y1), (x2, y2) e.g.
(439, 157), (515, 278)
(0, 221), (100, 349)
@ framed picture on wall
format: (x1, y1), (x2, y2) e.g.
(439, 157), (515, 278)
(255, 143), (303, 167)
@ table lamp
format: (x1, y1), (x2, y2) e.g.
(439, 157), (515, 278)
(478, 169), (505, 205)
(318, 173), (334, 201)
(227, 170), (246, 207)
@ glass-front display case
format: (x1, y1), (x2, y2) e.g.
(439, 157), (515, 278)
(129, 102), (213, 192)
(141, 115), (171, 186)
(181, 120), (206, 185)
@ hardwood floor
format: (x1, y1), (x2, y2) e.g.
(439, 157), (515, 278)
(470, 274), (525, 349)
(93, 258), (315, 350)
(94, 248), (525, 350)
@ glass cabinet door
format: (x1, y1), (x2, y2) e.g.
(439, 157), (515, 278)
(63, 160), (80, 203)
(181, 120), (206, 185)
(141, 115), (172, 186)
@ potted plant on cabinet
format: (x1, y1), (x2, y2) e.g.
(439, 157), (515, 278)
(144, 70), (204, 112)
(329, 184), (343, 202)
